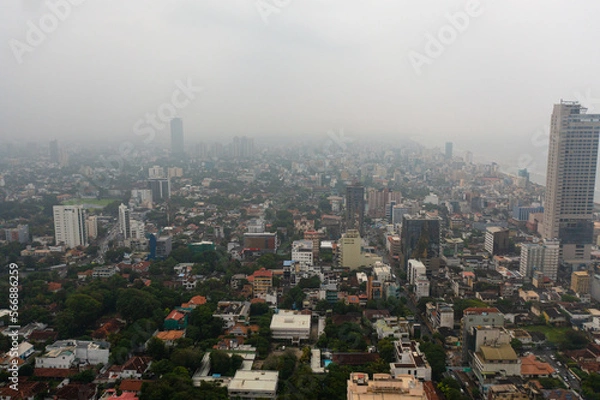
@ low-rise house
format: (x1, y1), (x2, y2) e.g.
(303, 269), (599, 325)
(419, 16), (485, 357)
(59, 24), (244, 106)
(164, 310), (188, 330)
(213, 301), (251, 329)
(270, 310), (311, 344)
(35, 340), (109, 369)
(228, 370), (279, 400)
(155, 330), (185, 347)
(520, 354), (555, 378)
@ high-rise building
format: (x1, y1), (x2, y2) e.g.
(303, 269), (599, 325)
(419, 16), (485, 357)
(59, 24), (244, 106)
(400, 214), (441, 269)
(484, 227), (509, 255)
(148, 178), (170, 202)
(170, 117), (184, 156)
(445, 142), (453, 159)
(49, 139), (59, 163)
(346, 184), (365, 234)
(4, 225), (29, 244)
(148, 165), (165, 179)
(86, 216), (98, 240)
(118, 203), (131, 239)
(53, 205), (87, 248)
(519, 239), (560, 281)
(543, 101), (600, 263)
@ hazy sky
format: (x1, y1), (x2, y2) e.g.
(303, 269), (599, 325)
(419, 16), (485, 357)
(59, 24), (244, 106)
(2, 0), (600, 174)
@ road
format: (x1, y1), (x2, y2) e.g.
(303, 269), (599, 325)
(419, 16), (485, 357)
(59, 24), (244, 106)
(533, 349), (581, 392)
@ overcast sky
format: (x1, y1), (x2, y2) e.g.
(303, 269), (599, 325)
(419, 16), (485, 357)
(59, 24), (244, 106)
(2, 0), (600, 173)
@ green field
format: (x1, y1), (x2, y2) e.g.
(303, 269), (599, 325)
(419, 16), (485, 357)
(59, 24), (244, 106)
(62, 198), (119, 208)
(524, 325), (570, 344)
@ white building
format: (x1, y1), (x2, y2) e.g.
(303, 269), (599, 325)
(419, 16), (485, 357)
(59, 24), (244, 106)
(291, 240), (313, 266)
(373, 262), (393, 282)
(228, 370), (279, 400)
(53, 205), (87, 248)
(92, 266), (118, 278)
(118, 203), (131, 239)
(213, 301), (251, 329)
(519, 239), (560, 281)
(389, 340), (432, 381)
(407, 259), (426, 286)
(270, 310), (311, 343)
(36, 340), (109, 368)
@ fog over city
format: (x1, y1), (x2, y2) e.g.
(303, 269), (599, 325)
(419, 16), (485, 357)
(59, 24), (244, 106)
(2, 1), (600, 176)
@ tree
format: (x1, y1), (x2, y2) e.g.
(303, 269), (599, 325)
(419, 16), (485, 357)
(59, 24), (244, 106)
(377, 338), (395, 363)
(116, 288), (161, 323)
(147, 337), (169, 360)
(65, 293), (102, 327)
(420, 341), (447, 381)
(510, 338), (523, 353)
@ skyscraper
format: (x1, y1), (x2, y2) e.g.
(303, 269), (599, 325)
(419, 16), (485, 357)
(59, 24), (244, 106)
(170, 117), (184, 156)
(345, 184), (365, 234)
(148, 178), (170, 202)
(445, 142), (453, 159)
(542, 101), (600, 263)
(53, 205), (87, 248)
(400, 214), (441, 269)
(118, 203), (132, 239)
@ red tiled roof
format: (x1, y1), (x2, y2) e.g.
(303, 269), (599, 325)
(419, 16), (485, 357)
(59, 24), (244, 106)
(165, 310), (185, 321)
(252, 268), (273, 278)
(34, 367), (78, 378)
(119, 379), (145, 392)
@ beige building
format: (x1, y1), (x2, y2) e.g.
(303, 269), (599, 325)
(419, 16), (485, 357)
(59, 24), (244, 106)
(338, 230), (382, 270)
(571, 271), (590, 295)
(542, 101), (600, 264)
(347, 373), (426, 400)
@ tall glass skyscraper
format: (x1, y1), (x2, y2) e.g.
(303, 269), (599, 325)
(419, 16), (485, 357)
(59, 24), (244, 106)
(543, 101), (600, 263)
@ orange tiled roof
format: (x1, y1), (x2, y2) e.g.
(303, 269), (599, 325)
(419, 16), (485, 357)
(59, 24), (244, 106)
(156, 330), (185, 341)
(521, 354), (555, 376)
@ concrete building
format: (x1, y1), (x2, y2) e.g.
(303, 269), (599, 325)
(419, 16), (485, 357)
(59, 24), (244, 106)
(461, 307), (504, 364)
(270, 310), (311, 343)
(291, 240), (314, 265)
(542, 101), (600, 264)
(485, 227), (509, 255)
(86, 216), (97, 240)
(214, 301), (251, 329)
(249, 268), (273, 296)
(53, 205), (87, 248)
(571, 270), (590, 295)
(4, 224), (29, 244)
(243, 232), (278, 254)
(519, 239), (560, 281)
(148, 165), (165, 179)
(390, 340), (432, 381)
(35, 340), (109, 368)
(346, 184), (365, 234)
(472, 344), (520, 392)
(338, 230), (382, 270)
(347, 373), (426, 400)
(228, 370), (278, 399)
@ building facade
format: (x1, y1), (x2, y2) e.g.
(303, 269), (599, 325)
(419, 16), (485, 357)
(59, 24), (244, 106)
(542, 101), (600, 263)
(53, 205), (87, 248)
